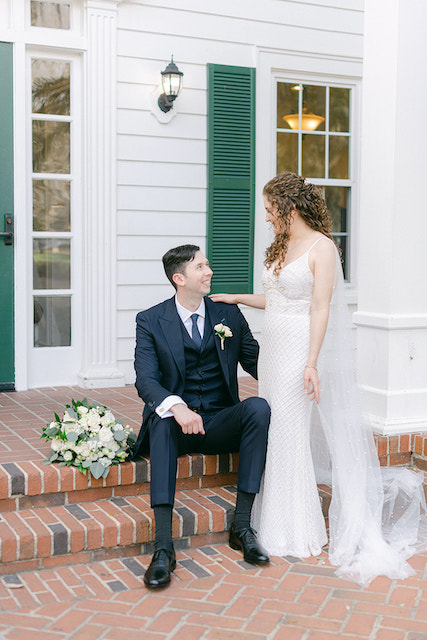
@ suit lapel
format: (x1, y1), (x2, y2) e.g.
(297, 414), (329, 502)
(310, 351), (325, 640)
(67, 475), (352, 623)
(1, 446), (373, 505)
(159, 298), (186, 382)
(205, 297), (230, 388)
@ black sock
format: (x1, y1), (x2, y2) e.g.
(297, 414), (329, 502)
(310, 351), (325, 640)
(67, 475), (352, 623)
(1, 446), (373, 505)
(153, 504), (173, 552)
(233, 490), (255, 532)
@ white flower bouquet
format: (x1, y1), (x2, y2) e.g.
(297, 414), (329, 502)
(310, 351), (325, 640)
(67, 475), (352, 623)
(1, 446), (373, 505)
(41, 399), (137, 479)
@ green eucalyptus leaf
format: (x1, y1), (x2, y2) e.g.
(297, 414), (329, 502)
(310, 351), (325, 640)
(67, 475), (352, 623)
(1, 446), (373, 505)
(115, 418), (124, 425)
(127, 431), (137, 443)
(113, 430), (126, 442)
(66, 432), (78, 443)
(102, 467), (110, 478)
(41, 459), (51, 465)
(90, 461), (105, 479)
(67, 407), (79, 420)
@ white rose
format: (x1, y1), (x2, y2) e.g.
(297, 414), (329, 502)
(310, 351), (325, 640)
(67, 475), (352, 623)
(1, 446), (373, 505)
(77, 406), (89, 415)
(99, 426), (114, 444)
(50, 438), (63, 452)
(50, 421), (60, 429)
(63, 450), (73, 461)
(100, 411), (115, 427)
(223, 326), (233, 337)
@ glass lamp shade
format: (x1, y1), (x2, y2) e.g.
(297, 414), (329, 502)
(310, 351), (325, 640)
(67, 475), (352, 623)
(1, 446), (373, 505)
(161, 58), (183, 101)
(283, 110), (325, 131)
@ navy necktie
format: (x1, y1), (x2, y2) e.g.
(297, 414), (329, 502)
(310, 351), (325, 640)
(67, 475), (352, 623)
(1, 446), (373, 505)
(191, 313), (202, 349)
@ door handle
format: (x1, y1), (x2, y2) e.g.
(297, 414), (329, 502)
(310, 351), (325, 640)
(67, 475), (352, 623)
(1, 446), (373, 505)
(0, 214), (13, 245)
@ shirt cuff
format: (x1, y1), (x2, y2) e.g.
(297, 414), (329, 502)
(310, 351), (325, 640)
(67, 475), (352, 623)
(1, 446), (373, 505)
(156, 395), (186, 418)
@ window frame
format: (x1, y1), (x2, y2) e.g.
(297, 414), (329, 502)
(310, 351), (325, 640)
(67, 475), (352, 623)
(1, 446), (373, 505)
(274, 75), (357, 283)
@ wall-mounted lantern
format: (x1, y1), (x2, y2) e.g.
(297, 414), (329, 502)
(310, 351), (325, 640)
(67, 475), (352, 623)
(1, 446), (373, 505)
(158, 56), (183, 113)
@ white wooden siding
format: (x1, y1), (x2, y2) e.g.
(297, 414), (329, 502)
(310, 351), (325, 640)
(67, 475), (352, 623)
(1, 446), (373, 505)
(116, 0), (363, 382)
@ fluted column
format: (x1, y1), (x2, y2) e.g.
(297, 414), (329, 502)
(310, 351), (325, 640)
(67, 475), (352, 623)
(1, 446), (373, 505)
(354, 0), (427, 434)
(78, 0), (125, 388)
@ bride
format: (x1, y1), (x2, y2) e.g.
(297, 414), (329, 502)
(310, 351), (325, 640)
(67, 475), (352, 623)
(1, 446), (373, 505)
(211, 171), (427, 586)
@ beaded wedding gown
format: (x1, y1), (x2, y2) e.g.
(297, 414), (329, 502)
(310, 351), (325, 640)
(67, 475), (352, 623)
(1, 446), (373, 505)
(252, 238), (427, 586)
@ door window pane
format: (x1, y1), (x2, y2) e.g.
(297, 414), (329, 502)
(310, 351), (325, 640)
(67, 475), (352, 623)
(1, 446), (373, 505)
(31, 2), (70, 29)
(302, 134), (325, 178)
(330, 88), (350, 132)
(277, 132), (298, 174)
(33, 238), (71, 289)
(32, 121), (70, 173)
(34, 296), (71, 347)
(329, 136), (349, 179)
(33, 180), (70, 231)
(325, 186), (349, 280)
(32, 60), (70, 115)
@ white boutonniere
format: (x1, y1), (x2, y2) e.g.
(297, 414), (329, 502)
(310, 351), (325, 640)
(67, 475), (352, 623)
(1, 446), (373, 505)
(214, 323), (233, 350)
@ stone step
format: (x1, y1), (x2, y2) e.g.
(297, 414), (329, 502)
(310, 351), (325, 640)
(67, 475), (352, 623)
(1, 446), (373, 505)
(0, 453), (238, 513)
(0, 483), (333, 576)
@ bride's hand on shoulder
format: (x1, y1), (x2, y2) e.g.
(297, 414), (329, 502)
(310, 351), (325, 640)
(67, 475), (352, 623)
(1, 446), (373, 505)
(209, 293), (238, 304)
(304, 365), (320, 404)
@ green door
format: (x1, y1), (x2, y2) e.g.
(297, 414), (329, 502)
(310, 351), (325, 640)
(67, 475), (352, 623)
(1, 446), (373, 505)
(0, 42), (15, 390)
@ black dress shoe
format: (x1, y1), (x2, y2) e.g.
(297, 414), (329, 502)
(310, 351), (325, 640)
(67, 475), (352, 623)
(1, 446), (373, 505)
(143, 548), (176, 588)
(229, 524), (270, 565)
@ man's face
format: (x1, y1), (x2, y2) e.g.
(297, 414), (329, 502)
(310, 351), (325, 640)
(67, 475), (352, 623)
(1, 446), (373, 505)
(175, 251), (213, 296)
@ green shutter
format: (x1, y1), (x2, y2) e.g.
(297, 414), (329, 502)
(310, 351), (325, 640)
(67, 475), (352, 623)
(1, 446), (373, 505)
(207, 64), (255, 294)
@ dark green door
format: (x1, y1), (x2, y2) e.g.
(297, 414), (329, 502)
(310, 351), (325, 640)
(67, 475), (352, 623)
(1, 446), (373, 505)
(0, 42), (15, 390)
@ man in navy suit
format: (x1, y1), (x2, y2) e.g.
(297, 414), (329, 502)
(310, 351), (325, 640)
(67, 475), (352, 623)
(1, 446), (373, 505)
(133, 245), (270, 588)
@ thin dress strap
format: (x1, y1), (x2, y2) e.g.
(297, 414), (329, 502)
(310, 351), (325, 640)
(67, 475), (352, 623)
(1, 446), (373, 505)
(307, 236), (326, 255)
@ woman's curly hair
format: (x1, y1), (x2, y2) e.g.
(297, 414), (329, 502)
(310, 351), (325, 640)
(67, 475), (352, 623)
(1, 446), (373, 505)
(264, 172), (334, 274)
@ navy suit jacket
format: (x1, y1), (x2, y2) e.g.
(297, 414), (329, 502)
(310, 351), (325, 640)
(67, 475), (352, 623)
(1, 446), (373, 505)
(133, 296), (259, 452)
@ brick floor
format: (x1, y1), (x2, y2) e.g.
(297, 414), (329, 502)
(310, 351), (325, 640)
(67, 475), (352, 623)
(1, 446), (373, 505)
(0, 543), (426, 639)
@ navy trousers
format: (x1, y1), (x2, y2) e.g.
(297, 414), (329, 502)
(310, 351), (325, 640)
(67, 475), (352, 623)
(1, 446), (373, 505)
(148, 397), (270, 506)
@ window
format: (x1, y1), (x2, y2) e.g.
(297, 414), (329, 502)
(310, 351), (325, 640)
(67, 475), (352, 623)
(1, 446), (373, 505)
(31, 1), (71, 29)
(31, 58), (72, 347)
(276, 82), (352, 279)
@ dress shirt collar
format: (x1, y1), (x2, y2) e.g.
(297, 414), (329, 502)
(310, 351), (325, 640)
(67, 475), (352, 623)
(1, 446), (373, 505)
(175, 296), (206, 324)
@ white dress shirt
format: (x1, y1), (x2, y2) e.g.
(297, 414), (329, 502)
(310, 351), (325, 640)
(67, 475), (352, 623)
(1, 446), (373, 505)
(155, 297), (206, 418)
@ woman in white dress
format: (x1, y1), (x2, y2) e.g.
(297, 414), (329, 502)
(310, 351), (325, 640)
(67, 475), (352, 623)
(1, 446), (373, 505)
(211, 171), (427, 586)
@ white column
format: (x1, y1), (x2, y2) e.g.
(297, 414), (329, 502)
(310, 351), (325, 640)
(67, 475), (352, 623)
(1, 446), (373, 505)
(354, 0), (427, 434)
(78, 0), (125, 388)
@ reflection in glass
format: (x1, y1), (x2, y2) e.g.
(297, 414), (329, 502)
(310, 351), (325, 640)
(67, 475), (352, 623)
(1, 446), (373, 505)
(277, 132), (298, 174)
(325, 187), (348, 233)
(33, 239), (71, 289)
(31, 2), (70, 29)
(333, 235), (348, 280)
(330, 88), (350, 132)
(33, 180), (70, 231)
(277, 82), (299, 129)
(325, 186), (349, 280)
(302, 134), (325, 178)
(302, 85), (325, 132)
(32, 59), (70, 115)
(329, 136), (349, 179)
(32, 121), (70, 173)
(34, 296), (71, 347)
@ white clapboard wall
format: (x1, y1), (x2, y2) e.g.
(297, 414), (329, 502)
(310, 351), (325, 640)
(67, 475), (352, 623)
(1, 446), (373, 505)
(115, 0), (364, 382)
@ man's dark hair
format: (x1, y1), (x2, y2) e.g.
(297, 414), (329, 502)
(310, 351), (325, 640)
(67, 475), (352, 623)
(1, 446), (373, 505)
(162, 244), (200, 289)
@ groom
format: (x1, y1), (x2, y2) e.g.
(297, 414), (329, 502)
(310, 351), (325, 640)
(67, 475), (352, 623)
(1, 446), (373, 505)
(133, 244), (270, 588)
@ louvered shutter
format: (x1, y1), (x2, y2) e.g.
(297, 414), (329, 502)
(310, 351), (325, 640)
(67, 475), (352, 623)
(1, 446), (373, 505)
(207, 64), (255, 294)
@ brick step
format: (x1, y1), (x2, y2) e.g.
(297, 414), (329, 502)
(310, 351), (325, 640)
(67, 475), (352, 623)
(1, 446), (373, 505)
(0, 484), (332, 576)
(0, 453), (239, 513)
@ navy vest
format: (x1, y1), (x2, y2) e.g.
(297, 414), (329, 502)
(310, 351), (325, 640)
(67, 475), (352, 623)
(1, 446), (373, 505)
(180, 310), (232, 413)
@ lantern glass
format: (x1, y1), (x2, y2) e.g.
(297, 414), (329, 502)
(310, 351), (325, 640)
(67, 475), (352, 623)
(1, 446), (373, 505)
(162, 72), (182, 99)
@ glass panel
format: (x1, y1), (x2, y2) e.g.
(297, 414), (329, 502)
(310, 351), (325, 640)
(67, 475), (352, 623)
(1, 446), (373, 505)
(333, 235), (348, 280)
(32, 121), (70, 173)
(33, 180), (70, 231)
(32, 59), (70, 115)
(329, 136), (349, 179)
(277, 82), (299, 130)
(325, 186), (348, 233)
(302, 85), (325, 131)
(330, 87), (350, 132)
(277, 132), (298, 174)
(34, 296), (71, 347)
(31, 1), (70, 29)
(33, 238), (71, 289)
(302, 134), (325, 178)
